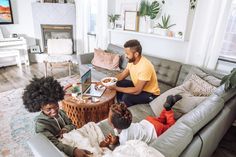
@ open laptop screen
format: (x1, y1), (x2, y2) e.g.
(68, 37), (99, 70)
(81, 69), (92, 94)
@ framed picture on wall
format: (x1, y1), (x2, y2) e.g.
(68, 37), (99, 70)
(124, 11), (139, 31)
(0, 0), (14, 24)
(115, 20), (124, 30)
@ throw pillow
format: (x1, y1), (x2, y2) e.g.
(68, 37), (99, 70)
(150, 86), (186, 116)
(183, 74), (216, 96)
(150, 74), (215, 117)
(184, 67), (221, 87)
(91, 48), (120, 71)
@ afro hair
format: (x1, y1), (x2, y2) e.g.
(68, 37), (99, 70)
(110, 103), (132, 130)
(22, 76), (65, 112)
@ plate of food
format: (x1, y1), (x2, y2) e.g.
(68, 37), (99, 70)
(101, 77), (118, 86)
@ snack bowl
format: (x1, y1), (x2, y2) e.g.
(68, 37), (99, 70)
(101, 77), (118, 86)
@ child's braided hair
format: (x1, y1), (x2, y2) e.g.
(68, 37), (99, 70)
(110, 103), (132, 130)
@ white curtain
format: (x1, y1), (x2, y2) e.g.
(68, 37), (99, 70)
(95, 0), (108, 49)
(202, 0), (232, 69)
(75, 0), (89, 54)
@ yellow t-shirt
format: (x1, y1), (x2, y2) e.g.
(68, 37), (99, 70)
(126, 56), (160, 95)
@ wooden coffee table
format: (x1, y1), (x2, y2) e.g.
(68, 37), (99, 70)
(62, 87), (116, 128)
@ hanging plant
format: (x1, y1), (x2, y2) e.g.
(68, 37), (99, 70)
(220, 68), (236, 91)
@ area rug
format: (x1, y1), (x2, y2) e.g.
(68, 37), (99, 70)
(0, 75), (80, 157)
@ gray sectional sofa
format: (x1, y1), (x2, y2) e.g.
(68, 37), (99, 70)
(28, 44), (236, 157)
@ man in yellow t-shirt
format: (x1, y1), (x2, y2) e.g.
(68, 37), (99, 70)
(107, 39), (160, 107)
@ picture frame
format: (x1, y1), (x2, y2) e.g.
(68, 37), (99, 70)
(115, 20), (124, 30)
(0, 0), (14, 24)
(124, 11), (139, 31)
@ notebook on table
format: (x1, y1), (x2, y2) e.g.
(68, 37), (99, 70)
(81, 69), (106, 97)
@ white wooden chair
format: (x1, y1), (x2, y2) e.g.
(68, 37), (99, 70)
(44, 39), (73, 77)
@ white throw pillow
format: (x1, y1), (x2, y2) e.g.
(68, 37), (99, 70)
(150, 74), (216, 117)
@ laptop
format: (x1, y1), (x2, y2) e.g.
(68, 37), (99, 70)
(81, 69), (106, 97)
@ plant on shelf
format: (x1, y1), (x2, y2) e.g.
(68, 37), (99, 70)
(108, 14), (120, 29)
(155, 14), (176, 29)
(220, 68), (236, 91)
(139, 0), (160, 20)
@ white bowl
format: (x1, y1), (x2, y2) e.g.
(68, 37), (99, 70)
(101, 77), (118, 86)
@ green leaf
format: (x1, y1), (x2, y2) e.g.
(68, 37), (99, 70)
(230, 70), (236, 88)
(224, 80), (231, 91)
(220, 68), (236, 91)
(149, 1), (160, 19)
(139, 0), (160, 19)
(220, 75), (228, 85)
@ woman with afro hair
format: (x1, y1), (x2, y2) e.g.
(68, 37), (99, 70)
(22, 76), (92, 157)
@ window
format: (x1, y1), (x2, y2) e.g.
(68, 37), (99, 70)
(219, 0), (236, 62)
(87, 0), (97, 52)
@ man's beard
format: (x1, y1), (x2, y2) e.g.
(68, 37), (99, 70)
(128, 57), (135, 63)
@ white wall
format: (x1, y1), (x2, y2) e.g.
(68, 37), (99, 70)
(109, 30), (188, 62)
(108, 0), (194, 63)
(0, 0), (36, 47)
(31, 3), (76, 51)
(108, 0), (235, 73)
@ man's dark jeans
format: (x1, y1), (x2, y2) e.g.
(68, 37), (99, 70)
(116, 79), (157, 107)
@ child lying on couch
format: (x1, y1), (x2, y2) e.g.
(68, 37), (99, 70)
(100, 94), (182, 148)
(22, 77), (92, 157)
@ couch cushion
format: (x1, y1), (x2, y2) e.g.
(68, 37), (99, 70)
(107, 44), (127, 69)
(178, 94), (224, 134)
(183, 74), (217, 97)
(177, 66), (222, 87)
(150, 122), (193, 157)
(214, 84), (236, 103)
(145, 55), (182, 87)
(128, 104), (156, 122)
(91, 48), (120, 70)
(158, 82), (173, 93)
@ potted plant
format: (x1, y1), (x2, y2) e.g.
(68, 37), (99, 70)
(139, 0), (160, 33)
(71, 84), (80, 97)
(220, 68), (236, 91)
(108, 14), (120, 29)
(154, 14), (176, 36)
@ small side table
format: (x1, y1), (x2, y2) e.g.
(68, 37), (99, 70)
(62, 89), (116, 128)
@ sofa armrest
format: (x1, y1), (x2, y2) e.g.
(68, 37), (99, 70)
(27, 133), (65, 157)
(78, 52), (94, 65)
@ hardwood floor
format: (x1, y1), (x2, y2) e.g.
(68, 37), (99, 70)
(0, 63), (79, 92)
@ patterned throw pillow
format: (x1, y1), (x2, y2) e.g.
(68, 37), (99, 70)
(150, 74), (216, 117)
(183, 74), (216, 96)
(91, 48), (120, 71)
(184, 67), (221, 87)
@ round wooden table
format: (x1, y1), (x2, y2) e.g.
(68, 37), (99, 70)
(62, 88), (116, 128)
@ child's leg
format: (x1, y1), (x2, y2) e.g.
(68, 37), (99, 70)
(146, 109), (176, 136)
(163, 109), (175, 127)
(156, 109), (166, 123)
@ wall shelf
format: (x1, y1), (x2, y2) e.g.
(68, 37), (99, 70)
(108, 29), (185, 42)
